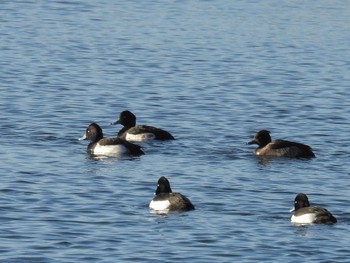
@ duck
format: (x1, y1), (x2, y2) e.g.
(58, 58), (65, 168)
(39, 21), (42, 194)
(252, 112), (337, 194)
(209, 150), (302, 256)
(247, 130), (315, 158)
(290, 193), (337, 225)
(111, 110), (175, 142)
(79, 123), (144, 156)
(149, 176), (195, 213)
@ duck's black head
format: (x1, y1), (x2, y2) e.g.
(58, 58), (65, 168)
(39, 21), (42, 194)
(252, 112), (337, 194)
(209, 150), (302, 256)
(80, 123), (103, 143)
(294, 193), (310, 211)
(247, 130), (272, 147)
(155, 176), (172, 195)
(111, 110), (136, 127)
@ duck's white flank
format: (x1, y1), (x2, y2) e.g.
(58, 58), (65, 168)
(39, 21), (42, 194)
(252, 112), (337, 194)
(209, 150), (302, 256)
(291, 213), (316, 225)
(93, 143), (128, 155)
(126, 133), (155, 142)
(149, 199), (171, 211)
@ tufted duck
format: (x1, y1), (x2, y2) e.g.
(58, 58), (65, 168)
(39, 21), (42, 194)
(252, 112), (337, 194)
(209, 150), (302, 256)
(247, 130), (315, 158)
(290, 193), (337, 225)
(111, 110), (175, 142)
(149, 176), (194, 213)
(79, 123), (144, 156)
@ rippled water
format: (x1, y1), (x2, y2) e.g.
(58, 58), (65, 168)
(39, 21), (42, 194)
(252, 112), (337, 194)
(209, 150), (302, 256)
(1, 1), (350, 262)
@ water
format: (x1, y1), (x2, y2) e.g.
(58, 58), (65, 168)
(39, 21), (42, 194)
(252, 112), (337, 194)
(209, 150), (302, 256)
(1, 0), (350, 262)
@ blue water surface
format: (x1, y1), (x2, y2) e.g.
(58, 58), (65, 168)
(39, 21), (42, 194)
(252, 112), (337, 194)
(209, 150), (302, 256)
(1, 1), (350, 262)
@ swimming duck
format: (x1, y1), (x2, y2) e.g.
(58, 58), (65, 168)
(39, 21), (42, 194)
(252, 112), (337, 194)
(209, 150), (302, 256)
(111, 110), (175, 142)
(79, 123), (144, 156)
(247, 130), (315, 158)
(149, 176), (194, 212)
(291, 193), (337, 225)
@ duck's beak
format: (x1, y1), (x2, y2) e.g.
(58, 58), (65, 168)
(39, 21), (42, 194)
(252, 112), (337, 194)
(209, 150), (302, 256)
(289, 208), (295, 213)
(246, 140), (255, 145)
(78, 134), (87, 141)
(110, 119), (121, 125)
